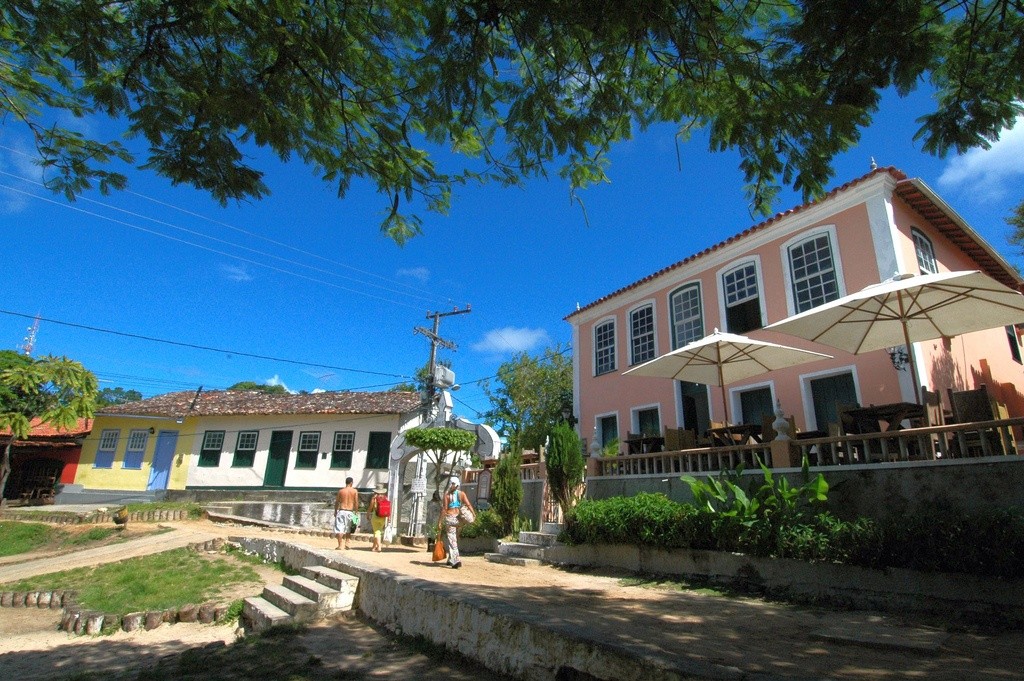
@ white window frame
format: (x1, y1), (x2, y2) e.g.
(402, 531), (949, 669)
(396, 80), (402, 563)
(798, 364), (862, 430)
(911, 227), (938, 274)
(628, 302), (657, 366)
(631, 403), (662, 436)
(669, 281), (704, 349)
(595, 411), (620, 449)
(98, 429), (120, 451)
(729, 381), (775, 426)
(236, 431), (259, 451)
(203, 430), (225, 451)
(593, 317), (617, 376)
(298, 431), (321, 452)
(717, 257), (765, 334)
(781, 225), (846, 316)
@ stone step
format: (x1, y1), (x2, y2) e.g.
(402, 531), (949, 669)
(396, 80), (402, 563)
(301, 565), (360, 596)
(518, 531), (560, 547)
(282, 575), (349, 613)
(541, 522), (564, 535)
(242, 596), (291, 633)
(484, 552), (542, 567)
(498, 542), (545, 560)
(261, 583), (318, 622)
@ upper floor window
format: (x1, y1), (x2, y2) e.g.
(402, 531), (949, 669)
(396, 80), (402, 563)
(912, 228), (938, 274)
(629, 305), (656, 365)
(594, 319), (616, 375)
(670, 283), (703, 349)
(198, 430), (225, 468)
(788, 233), (839, 313)
(722, 263), (762, 334)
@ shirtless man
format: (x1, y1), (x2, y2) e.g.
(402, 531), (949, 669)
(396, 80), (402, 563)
(334, 477), (359, 549)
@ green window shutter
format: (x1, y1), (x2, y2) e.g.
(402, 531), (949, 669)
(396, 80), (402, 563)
(331, 431), (354, 469)
(198, 430), (225, 468)
(366, 431), (391, 469)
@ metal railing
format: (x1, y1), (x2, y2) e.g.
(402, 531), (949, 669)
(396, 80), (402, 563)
(591, 417), (1024, 476)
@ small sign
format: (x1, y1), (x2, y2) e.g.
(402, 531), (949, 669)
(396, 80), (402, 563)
(410, 477), (427, 494)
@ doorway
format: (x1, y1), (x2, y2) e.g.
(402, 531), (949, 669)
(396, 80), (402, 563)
(147, 431), (177, 491)
(264, 431), (292, 487)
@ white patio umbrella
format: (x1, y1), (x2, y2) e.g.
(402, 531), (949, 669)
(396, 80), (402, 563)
(623, 329), (832, 424)
(765, 270), (1024, 402)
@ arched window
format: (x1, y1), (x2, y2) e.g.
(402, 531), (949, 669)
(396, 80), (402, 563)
(669, 283), (703, 349)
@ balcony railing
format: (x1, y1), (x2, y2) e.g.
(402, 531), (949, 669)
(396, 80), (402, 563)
(591, 417), (1024, 477)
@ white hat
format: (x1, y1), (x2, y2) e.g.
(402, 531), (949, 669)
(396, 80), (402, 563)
(448, 476), (461, 487)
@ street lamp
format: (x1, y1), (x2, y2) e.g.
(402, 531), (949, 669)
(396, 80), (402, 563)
(561, 405), (578, 427)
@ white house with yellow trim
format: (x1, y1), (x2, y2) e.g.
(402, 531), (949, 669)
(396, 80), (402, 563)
(74, 390), (422, 494)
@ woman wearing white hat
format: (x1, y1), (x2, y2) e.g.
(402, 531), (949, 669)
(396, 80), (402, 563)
(440, 475), (475, 569)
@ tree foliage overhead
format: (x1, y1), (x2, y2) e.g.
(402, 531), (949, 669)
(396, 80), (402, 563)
(4, 1), (1022, 241)
(482, 344), (572, 453)
(404, 426), (477, 495)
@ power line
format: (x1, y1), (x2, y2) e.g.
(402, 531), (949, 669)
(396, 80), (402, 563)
(0, 308), (412, 380)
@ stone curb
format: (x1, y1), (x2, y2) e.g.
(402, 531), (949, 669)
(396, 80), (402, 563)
(0, 509), (192, 524)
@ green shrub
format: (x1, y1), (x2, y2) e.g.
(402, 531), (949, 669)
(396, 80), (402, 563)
(490, 450), (523, 536)
(460, 509), (503, 538)
(563, 493), (699, 548)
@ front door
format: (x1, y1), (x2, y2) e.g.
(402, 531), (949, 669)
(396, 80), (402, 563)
(147, 431), (177, 490)
(264, 430), (292, 487)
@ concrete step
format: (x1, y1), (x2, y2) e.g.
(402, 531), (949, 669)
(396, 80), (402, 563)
(283, 574), (349, 613)
(518, 531), (560, 547)
(261, 583), (318, 622)
(301, 565), (359, 598)
(540, 522), (564, 535)
(484, 552), (542, 567)
(498, 542), (545, 560)
(242, 596), (291, 633)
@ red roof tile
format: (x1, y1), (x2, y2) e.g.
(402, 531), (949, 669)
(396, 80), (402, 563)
(97, 390), (421, 418)
(1, 418), (92, 439)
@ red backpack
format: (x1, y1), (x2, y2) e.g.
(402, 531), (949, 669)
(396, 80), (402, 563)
(375, 496), (391, 517)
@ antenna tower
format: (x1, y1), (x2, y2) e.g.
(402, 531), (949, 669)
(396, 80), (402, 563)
(20, 315), (40, 355)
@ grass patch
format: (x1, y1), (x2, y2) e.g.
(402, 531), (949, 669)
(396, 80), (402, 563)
(61, 526), (121, 546)
(0, 547), (262, 615)
(0, 521), (54, 556)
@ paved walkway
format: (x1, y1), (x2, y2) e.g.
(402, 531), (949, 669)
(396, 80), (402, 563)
(2, 517), (1023, 680)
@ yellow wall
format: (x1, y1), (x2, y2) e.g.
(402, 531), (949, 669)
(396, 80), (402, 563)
(75, 416), (194, 491)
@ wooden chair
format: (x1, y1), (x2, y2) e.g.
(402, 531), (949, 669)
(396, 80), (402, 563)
(663, 426), (681, 452)
(949, 384), (1004, 457)
(917, 386), (947, 459)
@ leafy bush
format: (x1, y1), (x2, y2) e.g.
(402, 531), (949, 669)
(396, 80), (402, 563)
(563, 493), (700, 548)
(460, 509), (503, 538)
(546, 422), (585, 516)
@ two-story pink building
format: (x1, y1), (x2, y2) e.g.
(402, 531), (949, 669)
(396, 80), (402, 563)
(566, 167), (1024, 451)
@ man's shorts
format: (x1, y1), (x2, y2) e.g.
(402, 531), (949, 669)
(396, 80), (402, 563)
(334, 509), (357, 534)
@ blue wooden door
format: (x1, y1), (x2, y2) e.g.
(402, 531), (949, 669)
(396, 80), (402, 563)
(147, 431), (178, 490)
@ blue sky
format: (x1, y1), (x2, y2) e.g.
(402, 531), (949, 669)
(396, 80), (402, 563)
(2, 86), (1023, 422)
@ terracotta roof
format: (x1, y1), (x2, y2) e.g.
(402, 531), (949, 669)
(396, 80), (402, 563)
(97, 390), (421, 418)
(1, 418), (92, 440)
(565, 166), (1021, 319)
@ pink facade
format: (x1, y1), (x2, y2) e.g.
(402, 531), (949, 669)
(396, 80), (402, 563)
(566, 168), (1024, 452)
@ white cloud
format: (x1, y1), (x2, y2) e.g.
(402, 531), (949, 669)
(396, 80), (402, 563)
(221, 264), (253, 282)
(265, 374), (294, 393)
(311, 388), (326, 394)
(937, 114), (1024, 201)
(396, 266), (430, 284)
(0, 136), (46, 214)
(472, 327), (550, 354)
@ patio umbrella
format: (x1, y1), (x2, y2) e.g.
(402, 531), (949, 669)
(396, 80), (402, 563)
(765, 270), (1024, 402)
(623, 329), (832, 424)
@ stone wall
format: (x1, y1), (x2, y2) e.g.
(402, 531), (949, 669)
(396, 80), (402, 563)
(586, 457), (1024, 520)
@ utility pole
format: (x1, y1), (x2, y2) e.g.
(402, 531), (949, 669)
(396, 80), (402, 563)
(409, 305), (470, 537)
(414, 305), (471, 416)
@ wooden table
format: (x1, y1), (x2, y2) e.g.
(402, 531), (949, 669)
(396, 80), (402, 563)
(705, 424), (763, 447)
(625, 434), (665, 454)
(844, 402), (924, 433)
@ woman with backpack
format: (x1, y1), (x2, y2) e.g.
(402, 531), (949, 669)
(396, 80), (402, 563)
(368, 484), (391, 552)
